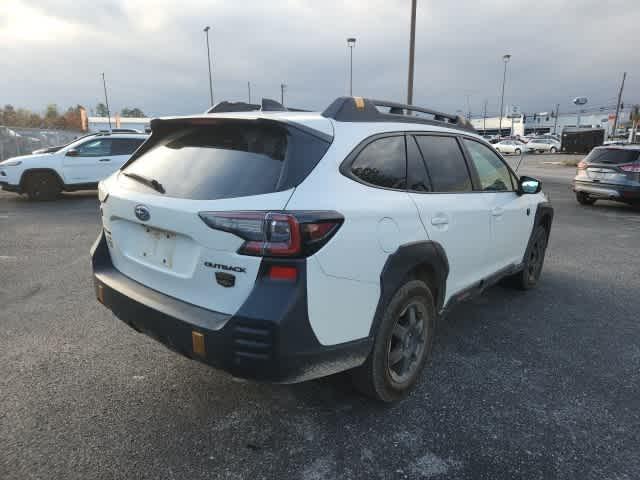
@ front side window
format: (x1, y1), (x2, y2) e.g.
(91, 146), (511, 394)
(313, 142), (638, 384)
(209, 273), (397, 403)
(350, 136), (406, 189)
(111, 138), (145, 155)
(463, 139), (514, 192)
(414, 135), (472, 192)
(75, 139), (112, 157)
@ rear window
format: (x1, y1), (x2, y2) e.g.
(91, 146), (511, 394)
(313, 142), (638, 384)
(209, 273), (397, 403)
(584, 148), (639, 165)
(119, 121), (330, 200)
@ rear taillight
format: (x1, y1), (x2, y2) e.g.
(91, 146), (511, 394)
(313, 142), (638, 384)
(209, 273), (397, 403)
(620, 163), (640, 173)
(577, 160), (588, 170)
(198, 211), (343, 258)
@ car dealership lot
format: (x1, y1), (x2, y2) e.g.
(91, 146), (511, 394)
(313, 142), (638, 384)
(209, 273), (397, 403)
(1, 170), (639, 479)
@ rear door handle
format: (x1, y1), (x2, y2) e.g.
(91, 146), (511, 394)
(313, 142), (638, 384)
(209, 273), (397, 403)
(99, 158), (111, 162)
(491, 207), (504, 217)
(431, 215), (449, 226)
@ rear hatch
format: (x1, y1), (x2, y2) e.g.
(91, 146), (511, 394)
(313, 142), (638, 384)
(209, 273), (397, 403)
(578, 148), (640, 184)
(100, 117), (332, 315)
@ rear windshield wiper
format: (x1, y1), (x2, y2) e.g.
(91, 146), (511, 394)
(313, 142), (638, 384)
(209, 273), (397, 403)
(122, 172), (165, 194)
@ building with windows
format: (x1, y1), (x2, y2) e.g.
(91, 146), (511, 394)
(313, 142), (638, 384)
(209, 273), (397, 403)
(471, 107), (633, 138)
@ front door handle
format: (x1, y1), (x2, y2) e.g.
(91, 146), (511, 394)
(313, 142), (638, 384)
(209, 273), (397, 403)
(431, 215), (449, 226)
(491, 207), (504, 217)
(99, 158), (111, 162)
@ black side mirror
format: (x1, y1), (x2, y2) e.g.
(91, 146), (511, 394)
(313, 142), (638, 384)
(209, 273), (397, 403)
(66, 149), (79, 157)
(519, 175), (541, 195)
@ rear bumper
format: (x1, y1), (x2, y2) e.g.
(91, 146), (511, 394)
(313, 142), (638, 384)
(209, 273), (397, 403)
(91, 232), (371, 383)
(573, 180), (640, 201)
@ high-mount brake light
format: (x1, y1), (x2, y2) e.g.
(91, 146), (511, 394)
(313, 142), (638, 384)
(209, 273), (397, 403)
(198, 211), (343, 258)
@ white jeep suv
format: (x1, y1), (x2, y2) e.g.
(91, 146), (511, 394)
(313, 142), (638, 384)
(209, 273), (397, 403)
(0, 132), (148, 200)
(91, 97), (553, 402)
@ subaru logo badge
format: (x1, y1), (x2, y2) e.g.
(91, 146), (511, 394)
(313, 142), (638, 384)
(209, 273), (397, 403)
(134, 205), (150, 222)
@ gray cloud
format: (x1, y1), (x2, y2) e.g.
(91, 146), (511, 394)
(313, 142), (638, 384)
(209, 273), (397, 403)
(1, 0), (639, 118)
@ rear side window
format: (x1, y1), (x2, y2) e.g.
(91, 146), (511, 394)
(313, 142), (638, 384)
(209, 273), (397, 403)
(350, 136), (406, 189)
(111, 138), (145, 155)
(120, 122), (330, 200)
(414, 135), (472, 192)
(584, 148), (639, 164)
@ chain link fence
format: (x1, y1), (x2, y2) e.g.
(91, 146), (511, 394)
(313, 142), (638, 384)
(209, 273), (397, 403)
(0, 126), (83, 161)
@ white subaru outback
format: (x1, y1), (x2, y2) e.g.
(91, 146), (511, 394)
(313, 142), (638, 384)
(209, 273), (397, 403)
(0, 132), (147, 200)
(91, 97), (553, 402)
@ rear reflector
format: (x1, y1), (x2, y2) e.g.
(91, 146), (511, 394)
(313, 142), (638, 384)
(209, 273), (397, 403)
(192, 331), (206, 356)
(268, 265), (297, 281)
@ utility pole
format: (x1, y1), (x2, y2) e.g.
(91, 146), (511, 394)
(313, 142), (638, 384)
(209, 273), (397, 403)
(203, 26), (214, 107)
(101, 72), (112, 130)
(248, 82), (251, 103)
(612, 72), (627, 137)
(483, 99), (487, 133)
(406, 0), (417, 105)
(280, 83), (286, 106)
(553, 103), (560, 135)
(465, 94), (471, 120)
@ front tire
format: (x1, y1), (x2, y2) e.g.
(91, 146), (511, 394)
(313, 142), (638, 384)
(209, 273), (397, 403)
(507, 225), (548, 290)
(24, 172), (61, 201)
(515, 148), (521, 155)
(550, 146), (557, 153)
(576, 192), (596, 205)
(352, 280), (435, 402)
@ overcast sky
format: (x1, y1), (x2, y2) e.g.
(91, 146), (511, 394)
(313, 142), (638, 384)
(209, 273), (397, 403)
(1, 0), (639, 118)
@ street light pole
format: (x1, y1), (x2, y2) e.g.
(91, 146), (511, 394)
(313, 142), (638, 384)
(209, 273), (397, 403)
(280, 83), (286, 106)
(498, 54), (511, 139)
(248, 81), (251, 103)
(203, 26), (214, 107)
(101, 72), (112, 130)
(483, 99), (487, 134)
(553, 103), (560, 135)
(407, 0), (417, 105)
(347, 38), (356, 96)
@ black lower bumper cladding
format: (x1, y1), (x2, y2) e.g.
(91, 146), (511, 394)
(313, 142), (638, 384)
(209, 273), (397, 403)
(91, 232), (371, 383)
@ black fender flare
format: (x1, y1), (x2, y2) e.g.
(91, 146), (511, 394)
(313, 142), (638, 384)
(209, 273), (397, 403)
(19, 168), (64, 190)
(369, 241), (449, 337)
(521, 201), (554, 264)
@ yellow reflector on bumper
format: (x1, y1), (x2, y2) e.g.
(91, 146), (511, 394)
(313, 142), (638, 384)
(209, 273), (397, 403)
(192, 331), (206, 357)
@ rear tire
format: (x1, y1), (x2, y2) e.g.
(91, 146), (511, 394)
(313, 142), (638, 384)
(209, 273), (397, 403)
(576, 192), (596, 205)
(507, 225), (548, 290)
(352, 280), (435, 403)
(550, 146), (557, 153)
(24, 172), (61, 201)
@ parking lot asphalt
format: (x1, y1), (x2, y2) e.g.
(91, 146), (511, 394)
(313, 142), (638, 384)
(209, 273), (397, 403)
(2, 164), (639, 480)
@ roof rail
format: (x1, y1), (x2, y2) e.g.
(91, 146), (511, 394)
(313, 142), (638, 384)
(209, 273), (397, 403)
(322, 97), (476, 133)
(206, 98), (309, 114)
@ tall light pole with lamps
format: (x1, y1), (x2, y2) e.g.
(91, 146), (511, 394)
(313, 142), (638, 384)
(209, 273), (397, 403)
(347, 37), (356, 96)
(498, 54), (511, 139)
(203, 26), (214, 107)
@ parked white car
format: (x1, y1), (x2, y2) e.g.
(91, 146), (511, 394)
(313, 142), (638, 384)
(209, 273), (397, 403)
(526, 138), (560, 153)
(0, 132), (148, 200)
(494, 140), (524, 155)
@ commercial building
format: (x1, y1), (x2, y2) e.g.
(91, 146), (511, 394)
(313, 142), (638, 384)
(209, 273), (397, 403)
(87, 116), (150, 133)
(471, 106), (634, 138)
